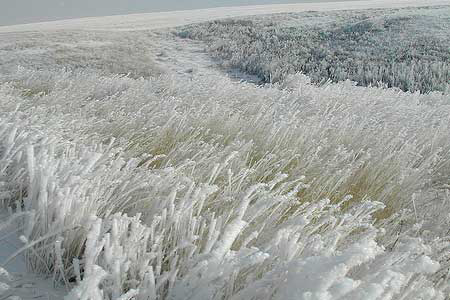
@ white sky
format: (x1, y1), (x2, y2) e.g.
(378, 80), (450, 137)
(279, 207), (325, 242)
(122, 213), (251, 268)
(0, 0), (358, 25)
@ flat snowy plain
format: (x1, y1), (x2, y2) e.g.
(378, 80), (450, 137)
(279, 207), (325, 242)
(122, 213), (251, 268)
(0, 0), (448, 32)
(0, 1), (449, 300)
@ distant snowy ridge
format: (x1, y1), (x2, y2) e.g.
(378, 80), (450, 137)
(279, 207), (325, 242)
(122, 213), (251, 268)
(0, 0), (448, 32)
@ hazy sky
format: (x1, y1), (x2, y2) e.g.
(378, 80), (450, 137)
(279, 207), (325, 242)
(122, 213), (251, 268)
(0, 0), (356, 26)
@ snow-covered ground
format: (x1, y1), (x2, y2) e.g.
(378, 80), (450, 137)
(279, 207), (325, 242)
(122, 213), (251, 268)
(0, 0), (448, 33)
(1, 2), (449, 300)
(0, 213), (65, 299)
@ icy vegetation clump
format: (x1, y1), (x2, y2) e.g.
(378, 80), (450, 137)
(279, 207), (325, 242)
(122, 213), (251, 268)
(0, 64), (449, 299)
(178, 6), (450, 93)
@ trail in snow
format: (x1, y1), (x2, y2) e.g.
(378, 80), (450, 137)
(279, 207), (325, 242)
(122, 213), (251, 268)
(149, 30), (262, 84)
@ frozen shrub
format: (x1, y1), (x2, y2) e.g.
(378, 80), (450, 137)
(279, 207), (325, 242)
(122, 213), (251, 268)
(178, 6), (450, 93)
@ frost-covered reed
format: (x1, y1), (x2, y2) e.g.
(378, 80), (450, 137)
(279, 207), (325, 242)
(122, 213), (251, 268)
(0, 62), (449, 299)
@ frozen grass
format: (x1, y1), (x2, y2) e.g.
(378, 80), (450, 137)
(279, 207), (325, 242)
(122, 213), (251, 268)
(177, 6), (450, 93)
(0, 14), (449, 299)
(0, 31), (164, 79)
(1, 67), (449, 298)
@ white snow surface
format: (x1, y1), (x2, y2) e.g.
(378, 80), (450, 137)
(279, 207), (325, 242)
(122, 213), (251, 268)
(0, 0), (448, 33)
(0, 213), (66, 299)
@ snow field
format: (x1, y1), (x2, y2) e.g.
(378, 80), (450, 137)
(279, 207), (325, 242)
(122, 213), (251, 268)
(0, 2), (449, 299)
(0, 0), (448, 33)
